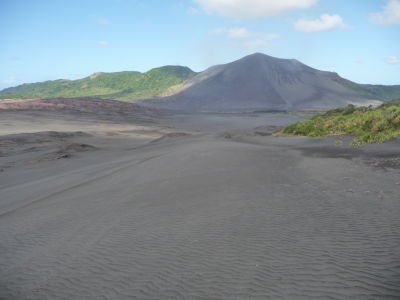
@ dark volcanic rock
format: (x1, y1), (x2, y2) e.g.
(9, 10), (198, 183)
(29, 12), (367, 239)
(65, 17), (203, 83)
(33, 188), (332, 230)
(0, 97), (158, 115)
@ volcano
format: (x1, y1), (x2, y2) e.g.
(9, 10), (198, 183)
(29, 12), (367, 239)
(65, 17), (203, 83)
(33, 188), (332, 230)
(140, 53), (382, 112)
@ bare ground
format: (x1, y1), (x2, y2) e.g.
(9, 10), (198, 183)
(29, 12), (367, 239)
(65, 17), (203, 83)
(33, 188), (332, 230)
(0, 106), (399, 300)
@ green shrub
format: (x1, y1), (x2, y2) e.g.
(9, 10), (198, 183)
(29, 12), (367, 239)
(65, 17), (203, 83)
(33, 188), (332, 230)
(277, 99), (400, 144)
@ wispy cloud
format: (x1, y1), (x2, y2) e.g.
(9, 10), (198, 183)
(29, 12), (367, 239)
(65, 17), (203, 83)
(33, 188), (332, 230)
(212, 27), (252, 38)
(229, 39), (270, 49)
(1, 76), (17, 85)
(386, 56), (400, 64)
(211, 27), (279, 49)
(95, 17), (111, 25)
(97, 40), (110, 46)
(194, 0), (317, 18)
(212, 27), (279, 40)
(370, 0), (400, 24)
(294, 14), (348, 32)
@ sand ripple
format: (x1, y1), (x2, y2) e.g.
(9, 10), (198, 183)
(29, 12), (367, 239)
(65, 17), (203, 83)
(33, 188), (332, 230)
(0, 135), (399, 299)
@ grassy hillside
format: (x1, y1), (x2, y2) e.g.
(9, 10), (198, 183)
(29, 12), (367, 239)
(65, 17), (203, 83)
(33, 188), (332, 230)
(278, 99), (400, 145)
(329, 74), (400, 101)
(0, 66), (195, 101)
(346, 82), (400, 101)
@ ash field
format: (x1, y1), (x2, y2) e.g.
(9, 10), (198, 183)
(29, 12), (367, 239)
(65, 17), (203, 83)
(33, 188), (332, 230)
(0, 97), (399, 299)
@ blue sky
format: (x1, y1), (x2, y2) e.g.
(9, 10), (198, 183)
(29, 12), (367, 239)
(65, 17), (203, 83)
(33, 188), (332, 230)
(0, 0), (399, 89)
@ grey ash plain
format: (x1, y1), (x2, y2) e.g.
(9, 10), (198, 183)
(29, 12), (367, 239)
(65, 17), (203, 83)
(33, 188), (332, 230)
(0, 102), (400, 300)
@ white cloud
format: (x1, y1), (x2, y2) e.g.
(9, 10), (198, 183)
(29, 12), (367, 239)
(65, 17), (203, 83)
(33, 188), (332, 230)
(294, 14), (348, 32)
(226, 27), (252, 38)
(212, 27), (279, 40)
(212, 27), (252, 38)
(386, 56), (400, 64)
(95, 17), (111, 25)
(212, 27), (279, 49)
(194, 0), (317, 18)
(370, 0), (400, 24)
(1, 76), (17, 85)
(230, 39), (269, 48)
(97, 40), (110, 46)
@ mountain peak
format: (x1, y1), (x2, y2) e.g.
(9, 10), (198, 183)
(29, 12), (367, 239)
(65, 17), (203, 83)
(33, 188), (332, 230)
(248, 52), (268, 57)
(240, 53), (302, 64)
(241, 52), (274, 60)
(141, 53), (385, 112)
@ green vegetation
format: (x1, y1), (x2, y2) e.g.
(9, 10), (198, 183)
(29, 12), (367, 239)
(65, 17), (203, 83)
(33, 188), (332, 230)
(278, 99), (400, 145)
(0, 66), (195, 101)
(343, 81), (400, 101)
